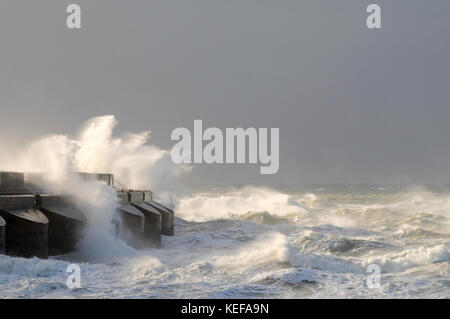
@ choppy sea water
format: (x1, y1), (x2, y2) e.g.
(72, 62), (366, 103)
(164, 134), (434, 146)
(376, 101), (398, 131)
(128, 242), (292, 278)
(0, 185), (449, 298)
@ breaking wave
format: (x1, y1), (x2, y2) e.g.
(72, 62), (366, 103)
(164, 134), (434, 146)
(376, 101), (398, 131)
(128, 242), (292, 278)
(0, 115), (448, 298)
(176, 186), (310, 222)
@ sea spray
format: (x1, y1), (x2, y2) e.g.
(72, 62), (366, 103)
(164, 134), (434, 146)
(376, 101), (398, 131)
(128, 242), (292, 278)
(0, 184), (449, 298)
(31, 171), (139, 261)
(0, 115), (189, 192)
(67, 178), (138, 261)
(74, 115), (190, 192)
(0, 115), (189, 260)
(176, 186), (310, 222)
(0, 116), (449, 297)
(213, 232), (290, 269)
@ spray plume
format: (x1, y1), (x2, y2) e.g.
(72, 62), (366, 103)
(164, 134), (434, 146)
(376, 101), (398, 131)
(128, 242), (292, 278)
(0, 115), (189, 260)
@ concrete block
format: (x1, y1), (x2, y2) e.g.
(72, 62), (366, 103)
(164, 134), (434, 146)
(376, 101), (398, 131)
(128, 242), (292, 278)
(77, 172), (114, 186)
(23, 173), (46, 193)
(37, 195), (86, 256)
(0, 172), (24, 190)
(0, 195), (35, 210)
(97, 174), (114, 187)
(0, 208), (49, 259)
(143, 191), (152, 202)
(37, 195), (86, 222)
(117, 204), (145, 248)
(116, 192), (129, 204)
(128, 191), (144, 203)
(131, 202), (161, 248)
(146, 201), (174, 236)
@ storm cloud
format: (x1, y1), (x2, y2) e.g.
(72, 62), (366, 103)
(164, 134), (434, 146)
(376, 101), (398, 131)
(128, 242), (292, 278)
(0, 0), (449, 185)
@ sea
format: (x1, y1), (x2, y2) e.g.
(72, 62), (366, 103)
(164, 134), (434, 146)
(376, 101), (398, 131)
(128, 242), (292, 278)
(0, 184), (449, 298)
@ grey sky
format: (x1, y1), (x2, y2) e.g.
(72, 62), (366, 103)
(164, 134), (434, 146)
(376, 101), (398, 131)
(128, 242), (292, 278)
(0, 1), (449, 185)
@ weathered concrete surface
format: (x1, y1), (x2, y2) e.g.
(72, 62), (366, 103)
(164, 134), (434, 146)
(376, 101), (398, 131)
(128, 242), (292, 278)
(131, 202), (161, 248)
(0, 172), (24, 191)
(117, 192), (129, 203)
(143, 191), (152, 202)
(116, 191), (146, 203)
(0, 195), (49, 258)
(37, 195), (86, 256)
(116, 192), (146, 248)
(97, 173), (114, 187)
(0, 216), (5, 254)
(146, 201), (174, 236)
(117, 204), (145, 248)
(0, 194), (35, 209)
(0, 172), (173, 257)
(23, 173), (46, 193)
(129, 191), (144, 203)
(77, 172), (114, 187)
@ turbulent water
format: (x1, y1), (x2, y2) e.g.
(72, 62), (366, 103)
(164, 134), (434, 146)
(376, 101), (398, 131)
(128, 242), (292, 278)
(0, 185), (449, 299)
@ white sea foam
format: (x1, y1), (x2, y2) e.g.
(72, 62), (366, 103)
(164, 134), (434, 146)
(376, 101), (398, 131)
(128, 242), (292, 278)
(364, 244), (450, 273)
(176, 186), (310, 221)
(0, 115), (190, 262)
(0, 116), (449, 298)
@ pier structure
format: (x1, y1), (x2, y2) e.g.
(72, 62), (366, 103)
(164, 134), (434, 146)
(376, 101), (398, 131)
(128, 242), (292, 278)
(37, 194), (87, 255)
(0, 171), (175, 259)
(116, 191), (146, 248)
(129, 192), (162, 248)
(0, 194), (49, 259)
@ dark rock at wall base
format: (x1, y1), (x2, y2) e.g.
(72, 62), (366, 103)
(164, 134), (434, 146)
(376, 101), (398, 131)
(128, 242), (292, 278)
(37, 195), (87, 256)
(0, 216), (5, 254)
(131, 202), (161, 248)
(146, 201), (174, 236)
(0, 209), (49, 259)
(117, 203), (145, 249)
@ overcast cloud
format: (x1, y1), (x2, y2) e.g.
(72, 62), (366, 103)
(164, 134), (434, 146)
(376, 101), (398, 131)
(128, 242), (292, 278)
(0, 1), (449, 185)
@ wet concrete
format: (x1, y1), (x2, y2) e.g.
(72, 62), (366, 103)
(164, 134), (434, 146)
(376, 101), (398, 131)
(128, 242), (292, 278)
(117, 192), (146, 248)
(132, 201), (162, 248)
(37, 195), (87, 256)
(0, 195), (48, 259)
(146, 201), (174, 236)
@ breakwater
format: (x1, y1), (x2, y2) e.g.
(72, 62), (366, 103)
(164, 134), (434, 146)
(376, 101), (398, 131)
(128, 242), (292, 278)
(0, 172), (174, 259)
